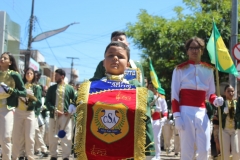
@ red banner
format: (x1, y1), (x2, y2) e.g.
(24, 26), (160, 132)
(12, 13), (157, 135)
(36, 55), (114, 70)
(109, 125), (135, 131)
(75, 81), (147, 160)
(86, 90), (136, 160)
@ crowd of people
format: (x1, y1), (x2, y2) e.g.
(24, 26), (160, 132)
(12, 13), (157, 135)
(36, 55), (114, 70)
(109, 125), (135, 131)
(0, 30), (239, 160)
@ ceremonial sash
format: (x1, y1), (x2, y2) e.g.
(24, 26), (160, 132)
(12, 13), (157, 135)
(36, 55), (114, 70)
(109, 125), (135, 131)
(75, 80), (147, 160)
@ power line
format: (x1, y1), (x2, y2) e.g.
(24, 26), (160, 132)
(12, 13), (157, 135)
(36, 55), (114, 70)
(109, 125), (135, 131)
(67, 57), (79, 82)
(35, 19), (63, 67)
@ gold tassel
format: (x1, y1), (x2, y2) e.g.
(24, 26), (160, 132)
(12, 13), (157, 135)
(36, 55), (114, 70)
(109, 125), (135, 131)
(134, 87), (147, 160)
(75, 81), (91, 160)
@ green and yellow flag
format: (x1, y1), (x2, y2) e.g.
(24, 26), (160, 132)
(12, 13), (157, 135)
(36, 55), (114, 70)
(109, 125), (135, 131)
(149, 58), (165, 95)
(207, 22), (238, 76)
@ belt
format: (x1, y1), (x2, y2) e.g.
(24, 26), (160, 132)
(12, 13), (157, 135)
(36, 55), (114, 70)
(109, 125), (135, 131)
(152, 112), (161, 120)
(180, 89), (206, 108)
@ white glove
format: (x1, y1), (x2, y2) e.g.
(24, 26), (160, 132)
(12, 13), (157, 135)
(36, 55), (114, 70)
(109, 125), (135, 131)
(213, 97), (224, 107)
(169, 113), (172, 118)
(0, 82), (11, 93)
(175, 117), (184, 130)
(26, 89), (34, 96)
(68, 104), (76, 114)
(160, 117), (167, 123)
(169, 120), (173, 125)
(224, 107), (229, 114)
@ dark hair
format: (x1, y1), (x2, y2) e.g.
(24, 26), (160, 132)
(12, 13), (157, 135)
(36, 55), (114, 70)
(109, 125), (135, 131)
(69, 80), (75, 86)
(23, 67), (36, 84)
(111, 31), (126, 40)
(1, 52), (19, 72)
(34, 70), (42, 77)
(55, 69), (66, 77)
(104, 41), (130, 61)
(224, 84), (233, 92)
(185, 37), (205, 51)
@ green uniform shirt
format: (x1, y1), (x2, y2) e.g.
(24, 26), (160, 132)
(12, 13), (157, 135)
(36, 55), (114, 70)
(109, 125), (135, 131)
(45, 83), (76, 118)
(1, 70), (26, 109)
(220, 100), (240, 129)
(205, 101), (214, 120)
(31, 84), (43, 116)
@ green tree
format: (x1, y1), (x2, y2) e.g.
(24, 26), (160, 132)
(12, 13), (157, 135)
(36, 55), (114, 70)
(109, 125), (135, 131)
(126, 0), (238, 100)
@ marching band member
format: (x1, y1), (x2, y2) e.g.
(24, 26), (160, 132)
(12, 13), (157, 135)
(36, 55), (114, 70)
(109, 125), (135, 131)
(171, 37), (224, 160)
(90, 31), (155, 159)
(162, 110), (174, 154)
(0, 52), (26, 160)
(45, 69), (76, 160)
(75, 41), (154, 160)
(33, 70), (48, 156)
(220, 84), (239, 160)
(34, 94), (48, 157)
(12, 67), (42, 159)
(41, 86), (50, 149)
(151, 89), (168, 160)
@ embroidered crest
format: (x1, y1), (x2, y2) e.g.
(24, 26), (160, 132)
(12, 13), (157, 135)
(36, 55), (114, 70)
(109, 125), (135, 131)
(91, 101), (129, 144)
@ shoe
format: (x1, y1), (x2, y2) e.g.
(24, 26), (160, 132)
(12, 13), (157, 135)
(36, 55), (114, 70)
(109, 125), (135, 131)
(63, 158), (69, 160)
(50, 157), (57, 160)
(40, 152), (49, 158)
(34, 151), (42, 156)
(174, 153), (179, 156)
(18, 157), (24, 160)
(25, 157), (28, 160)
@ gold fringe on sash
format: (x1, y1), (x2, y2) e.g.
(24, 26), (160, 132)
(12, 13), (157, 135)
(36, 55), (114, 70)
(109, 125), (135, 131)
(134, 87), (147, 160)
(136, 68), (141, 83)
(75, 81), (91, 160)
(75, 82), (147, 160)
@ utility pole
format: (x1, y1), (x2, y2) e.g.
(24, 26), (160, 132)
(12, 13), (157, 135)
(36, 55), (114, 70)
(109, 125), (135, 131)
(25, 0), (35, 71)
(229, 0), (238, 97)
(67, 57), (79, 83)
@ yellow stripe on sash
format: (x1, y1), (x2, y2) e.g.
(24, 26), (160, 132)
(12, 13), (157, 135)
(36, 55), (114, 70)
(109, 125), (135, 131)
(75, 81), (91, 160)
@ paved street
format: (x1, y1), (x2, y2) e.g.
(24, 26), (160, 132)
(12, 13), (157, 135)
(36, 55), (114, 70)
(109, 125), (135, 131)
(34, 150), (181, 160)
(33, 149), (219, 160)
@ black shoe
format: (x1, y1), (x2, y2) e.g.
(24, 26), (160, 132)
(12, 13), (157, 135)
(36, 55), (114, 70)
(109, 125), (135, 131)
(174, 153), (179, 156)
(50, 157), (57, 160)
(40, 152), (49, 158)
(63, 158), (69, 160)
(34, 151), (42, 156)
(18, 157), (24, 160)
(25, 157), (28, 160)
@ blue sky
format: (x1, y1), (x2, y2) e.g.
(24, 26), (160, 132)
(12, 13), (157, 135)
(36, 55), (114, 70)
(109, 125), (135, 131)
(1, 0), (189, 82)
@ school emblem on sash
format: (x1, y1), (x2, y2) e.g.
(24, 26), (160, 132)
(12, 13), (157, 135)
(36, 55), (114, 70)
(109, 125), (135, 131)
(91, 101), (129, 143)
(75, 80), (147, 160)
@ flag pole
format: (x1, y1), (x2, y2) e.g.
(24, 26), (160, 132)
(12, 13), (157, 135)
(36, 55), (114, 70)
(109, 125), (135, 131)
(215, 69), (224, 160)
(213, 21), (224, 160)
